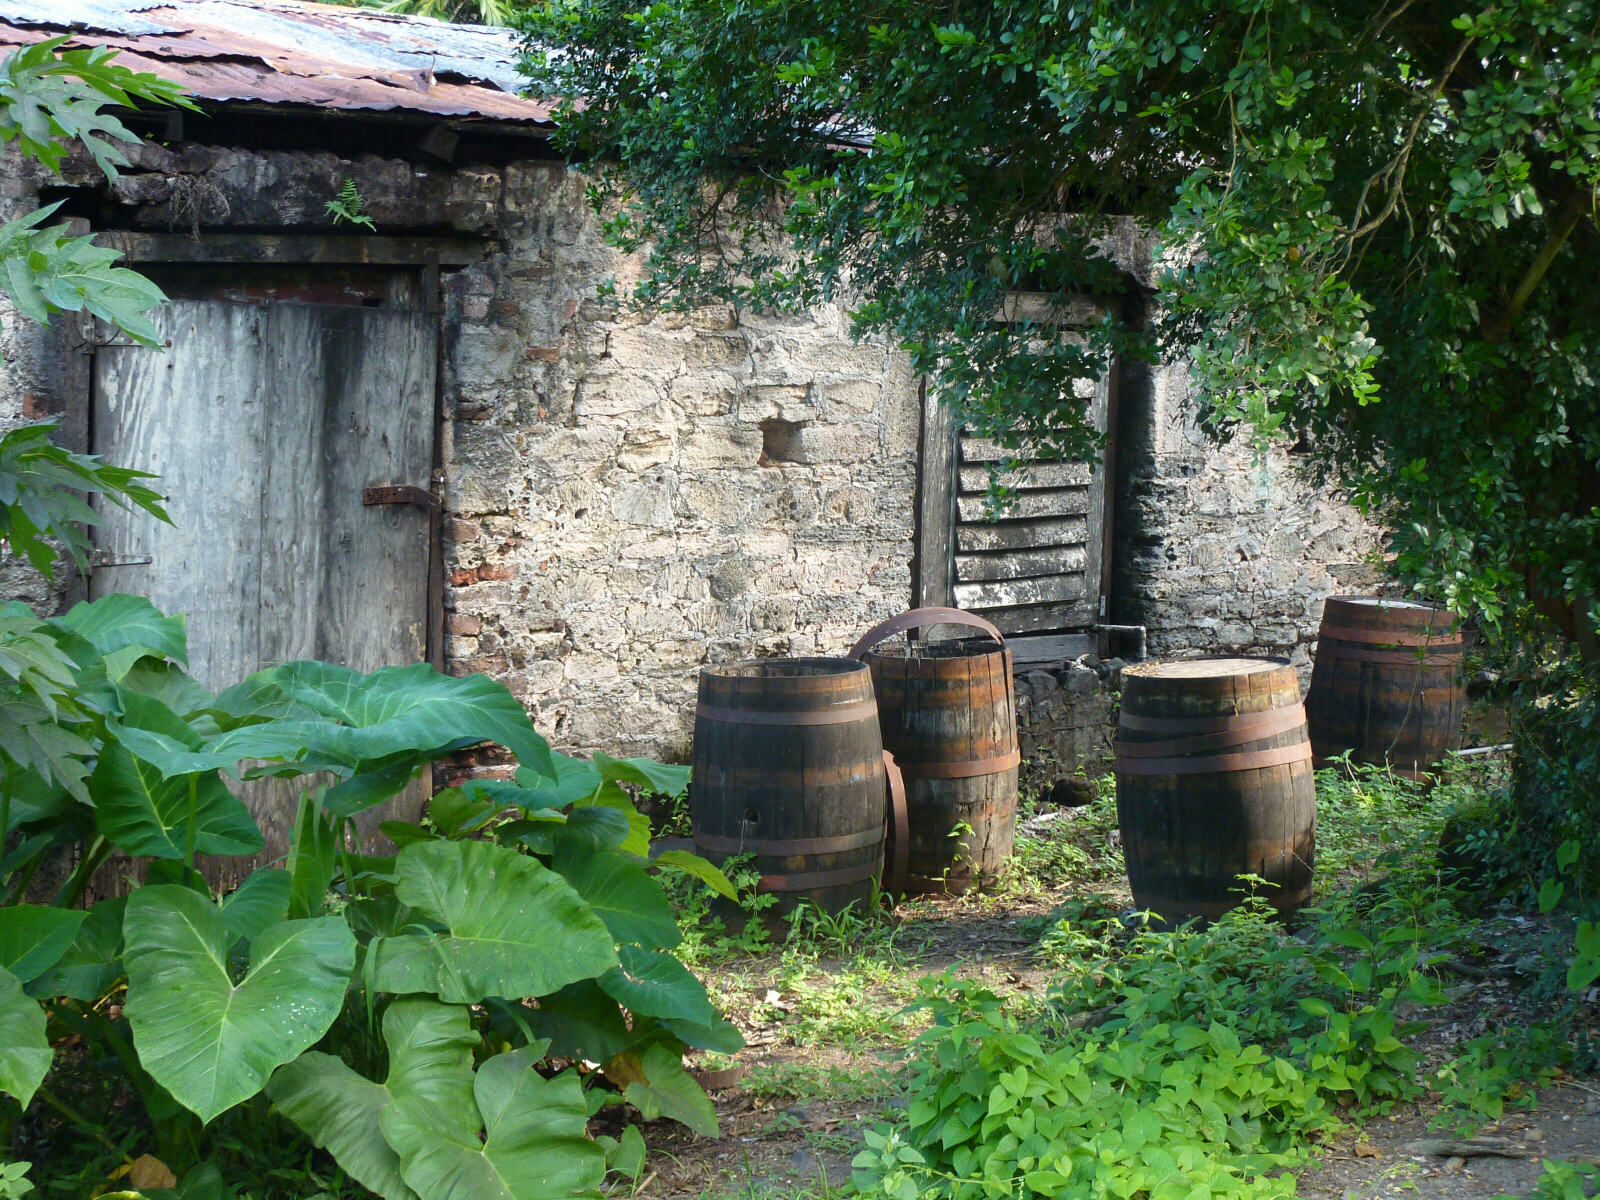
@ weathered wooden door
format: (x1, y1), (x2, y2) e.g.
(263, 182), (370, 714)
(90, 299), (437, 876)
(915, 352), (1117, 668)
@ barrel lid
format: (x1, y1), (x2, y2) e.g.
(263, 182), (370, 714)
(702, 657), (869, 680)
(1322, 595), (1457, 636)
(1120, 656), (1300, 715)
(1122, 657), (1288, 680)
(1327, 595), (1450, 616)
(867, 639), (1009, 661)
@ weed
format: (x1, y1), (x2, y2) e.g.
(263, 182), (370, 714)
(994, 781), (1121, 899)
(1491, 1158), (1600, 1200)
(0, 1164), (31, 1200)
(668, 856), (779, 966)
(324, 177), (374, 230)
(744, 1062), (904, 1108)
(700, 1160), (847, 1200)
(760, 952), (923, 1047)
(1429, 1023), (1567, 1134)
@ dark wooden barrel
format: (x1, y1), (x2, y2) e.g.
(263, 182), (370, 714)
(1305, 596), (1466, 781)
(851, 608), (1019, 895)
(690, 658), (886, 916)
(1114, 657), (1316, 925)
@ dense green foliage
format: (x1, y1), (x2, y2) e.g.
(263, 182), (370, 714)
(0, 596), (736, 1197)
(332, 0), (516, 25)
(850, 862), (1581, 1200)
(1, 38), (192, 348)
(852, 897), (1432, 1199)
(523, 0), (1600, 656)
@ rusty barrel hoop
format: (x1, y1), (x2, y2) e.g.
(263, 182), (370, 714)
(690, 657), (886, 915)
(851, 607), (1021, 896)
(1305, 596), (1466, 781)
(1114, 657), (1316, 925)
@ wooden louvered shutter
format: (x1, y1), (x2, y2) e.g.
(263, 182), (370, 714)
(913, 299), (1118, 668)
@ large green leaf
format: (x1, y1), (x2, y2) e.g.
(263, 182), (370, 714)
(650, 848), (737, 901)
(525, 980), (633, 1063)
(325, 760), (421, 820)
(115, 663), (556, 787)
(220, 870), (291, 948)
(0, 904), (85, 984)
(222, 661), (556, 780)
(287, 793), (339, 920)
(656, 1013), (746, 1055)
(117, 661), (217, 724)
(511, 755), (606, 808)
(270, 1000), (478, 1200)
(551, 843), (679, 950)
(599, 945), (716, 1025)
(95, 694), (262, 859)
(25, 895), (124, 1001)
(617, 1042), (718, 1137)
(500, 806), (629, 858)
(54, 593), (187, 672)
(381, 1046), (606, 1200)
(123, 886), (356, 1123)
(370, 840), (616, 1004)
(427, 785), (517, 838)
(592, 752), (690, 798)
(0, 766), (72, 828)
(0, 964), (49, 1108)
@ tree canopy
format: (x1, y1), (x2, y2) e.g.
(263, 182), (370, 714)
(523, 0), (1600, 658)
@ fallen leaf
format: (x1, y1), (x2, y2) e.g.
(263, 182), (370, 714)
(128, 1155), (178, 1189)
(1353, 1143), (1381, 1160)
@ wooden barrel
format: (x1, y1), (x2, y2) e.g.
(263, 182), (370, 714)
(1114, 657), (1315, 925)
(1305, 596), (1466, 781)
(851, 608), (1019, 895)
(690, 658), (886, 916)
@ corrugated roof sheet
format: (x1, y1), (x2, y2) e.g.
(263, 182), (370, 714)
(0, 0), (554, 125)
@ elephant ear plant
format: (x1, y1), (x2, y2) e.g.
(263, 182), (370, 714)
(0, 596), (737, 1198)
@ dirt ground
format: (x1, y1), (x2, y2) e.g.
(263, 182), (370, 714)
(630, 800), (1600, 1200)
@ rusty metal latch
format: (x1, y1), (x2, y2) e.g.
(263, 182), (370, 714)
(362, 485), (437, 510)
(88, 550), (153, 568)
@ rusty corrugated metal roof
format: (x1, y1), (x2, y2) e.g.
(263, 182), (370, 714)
(0, 0), (555, 125)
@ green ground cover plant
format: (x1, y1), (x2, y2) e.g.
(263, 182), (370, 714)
(846, 767), (1600, 1200)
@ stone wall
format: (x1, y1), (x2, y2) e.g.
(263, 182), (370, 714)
(439, 163), (919, 763)
(0, 134), (1389, 778)
(1112, 355), (1388, 673)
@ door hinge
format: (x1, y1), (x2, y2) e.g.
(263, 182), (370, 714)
(363, 484), (438, 510)
(88, 550), (153, 569)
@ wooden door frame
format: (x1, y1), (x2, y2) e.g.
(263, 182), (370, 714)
(79, 231), (482, 671)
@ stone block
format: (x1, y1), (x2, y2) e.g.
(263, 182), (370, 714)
(671, 374), (740, 417)
(821, 378), (883, 415)
(612, 473), (678, 529)
(737, 382), (818, 423)
(574, 373), (664, 419)
(687, 332), (749, 369)
(679, 426), (764, 469)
